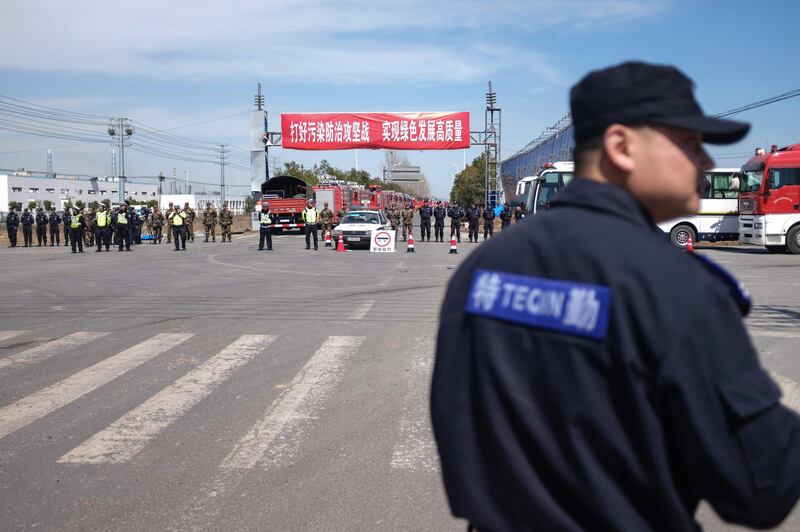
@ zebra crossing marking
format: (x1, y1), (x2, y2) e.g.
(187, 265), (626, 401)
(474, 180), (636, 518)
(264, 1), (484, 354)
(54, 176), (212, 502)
(391, 335), (439, 472)
(0, 331), (27, 342)
(348, 300), (374, 320)
(221, 335), (364, 470)
(0, 333), (192, 440)
(772, 372), (800, 413)
(58, 335), (276, 464)
(0, 332), (109, 375)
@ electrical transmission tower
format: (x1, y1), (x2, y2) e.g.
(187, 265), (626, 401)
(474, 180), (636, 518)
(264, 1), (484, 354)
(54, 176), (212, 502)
(108, 118), (134, 203)
(484, 82), (501, 209)
(218, 144), (228, 204)
(46, 149), (54, 178)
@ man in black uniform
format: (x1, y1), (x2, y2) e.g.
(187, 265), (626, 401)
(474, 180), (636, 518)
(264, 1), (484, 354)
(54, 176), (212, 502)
(482, 204), (495, 240)
(433, 201), (446, 242)
(34, 207), (48, 246)
(48, 208), (61, 246)
(6, 206), (19, 247)
(418, 199), (433, 242)
(466, 203), (481, 243)
(20, 208), (34, 247)
(448, 204), (464, 243)
(62, 208), (71, 246)
(499, 202), (512, 229)
(431, 62), (800, 531)
(258, 203), (275, 250)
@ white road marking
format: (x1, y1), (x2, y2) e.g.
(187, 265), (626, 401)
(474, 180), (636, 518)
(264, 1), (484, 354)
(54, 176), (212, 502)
(348, 300), (374, 320)
(749, 330), (800, 339)
(0, 333), (192, 440)
(221, 335), (364, 470)
(391, 335), (439, 472)
(771, 372), (800, 413)
(58, 335), (275, 465)
(0, 331), (27, 342)
(0, 332), (109, 375)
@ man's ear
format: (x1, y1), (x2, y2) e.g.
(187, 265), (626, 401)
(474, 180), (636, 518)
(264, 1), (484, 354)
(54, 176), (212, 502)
(602, 124), (636, 174)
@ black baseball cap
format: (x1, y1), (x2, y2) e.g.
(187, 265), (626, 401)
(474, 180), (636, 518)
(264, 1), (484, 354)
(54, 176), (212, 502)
(570, 61), (749, 145)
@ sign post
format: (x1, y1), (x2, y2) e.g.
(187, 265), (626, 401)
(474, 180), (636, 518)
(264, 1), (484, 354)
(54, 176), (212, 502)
(370, 229), (396, 253)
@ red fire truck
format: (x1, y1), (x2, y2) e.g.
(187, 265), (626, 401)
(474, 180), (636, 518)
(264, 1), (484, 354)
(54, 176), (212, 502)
(738, 144), (800, 254)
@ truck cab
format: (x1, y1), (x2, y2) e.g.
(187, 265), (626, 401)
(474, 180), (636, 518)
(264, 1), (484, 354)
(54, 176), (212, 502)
(738, 144), (800, 254)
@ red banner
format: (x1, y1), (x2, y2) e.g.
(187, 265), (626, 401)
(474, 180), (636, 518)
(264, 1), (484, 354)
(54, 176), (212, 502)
(281, 112), (470, 150)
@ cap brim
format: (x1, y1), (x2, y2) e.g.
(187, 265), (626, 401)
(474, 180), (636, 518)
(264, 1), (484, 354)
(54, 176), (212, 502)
(653, 115), (749, 144)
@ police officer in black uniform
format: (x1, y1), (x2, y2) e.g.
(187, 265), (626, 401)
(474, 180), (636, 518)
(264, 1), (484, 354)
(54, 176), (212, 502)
(499, 202), (512, 229)
(6, 206), (19, 247)
(418, 199), (433, 242)
(34, 208), (48, 246)
(48, 208), (61, 246)
(433, 201), (447, 242)
(62, 208), (71, 247)
(258, 202), (275, 250)
(482, 204), (495, 240)
(431, 62), (800, 531)
(466, 203), (481, 243)
(448, 204), (464, 243)
(20, 208), (34, 247)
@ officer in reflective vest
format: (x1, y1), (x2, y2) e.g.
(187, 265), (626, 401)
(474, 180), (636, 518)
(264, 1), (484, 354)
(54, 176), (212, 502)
(258, 203), (274, 251)
(114, 203), (131, 252)
(170, 206), (187, 251)
(301, 200), (319, 250)
(69, 208), (85, 253)
(95, 204), (111, 252)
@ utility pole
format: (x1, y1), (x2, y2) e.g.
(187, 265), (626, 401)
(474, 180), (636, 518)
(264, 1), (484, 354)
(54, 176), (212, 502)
(46, 149), (53, 178)
(108, 118), (134, 204)
(218, 144), (228, 204)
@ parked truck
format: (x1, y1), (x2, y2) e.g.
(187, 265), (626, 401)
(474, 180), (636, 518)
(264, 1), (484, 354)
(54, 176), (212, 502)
(738, 144), (800, 254)
(258, 175), (313, 231)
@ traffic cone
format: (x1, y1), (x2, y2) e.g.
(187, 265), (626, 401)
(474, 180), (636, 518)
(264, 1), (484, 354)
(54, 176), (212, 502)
(685, 234), (694, 252)
(449, 235), (458, 254)
(324, 230), (332, 247)
(336, 233), (346, 252)
(406, 233), (415, 253)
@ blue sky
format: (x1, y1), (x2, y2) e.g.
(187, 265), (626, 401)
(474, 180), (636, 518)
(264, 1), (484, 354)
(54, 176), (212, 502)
(1, 0), (798, 198)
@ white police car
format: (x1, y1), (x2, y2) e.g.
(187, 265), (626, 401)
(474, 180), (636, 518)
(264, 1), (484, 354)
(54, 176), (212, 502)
(331, 210), (389, 249)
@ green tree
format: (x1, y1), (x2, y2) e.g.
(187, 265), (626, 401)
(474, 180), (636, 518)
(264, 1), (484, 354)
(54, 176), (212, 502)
(27, 200), (38, 210)
(64, 200), (73, 211)
(8, 201), (22, 211)
(282, 161), (318, 184)
(89, 201), (100, 210)
(101, 199), (111, 209)
(146, 199), (158, 208)
(75, 200), (85, 210)
(244, 196), (255, 214)
(43, 200), (53, 211)
(450, 154), (486, 207)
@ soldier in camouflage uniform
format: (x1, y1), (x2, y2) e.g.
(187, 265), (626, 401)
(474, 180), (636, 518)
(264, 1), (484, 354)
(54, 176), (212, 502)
(150, 208), (164, 244)
(387, 207), (400, 237)
(219, 203), (233, 242)
(202, 203), (218, 242)
(319, 202), (334, 238)
(183, 202), (196, 242)
(84, 207), (96, 247)
(401, 203), (414, 241)
(166, 202), (174, 243)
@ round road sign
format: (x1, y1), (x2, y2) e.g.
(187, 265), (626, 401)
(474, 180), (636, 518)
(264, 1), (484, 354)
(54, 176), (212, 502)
(374, 231), (391, 247)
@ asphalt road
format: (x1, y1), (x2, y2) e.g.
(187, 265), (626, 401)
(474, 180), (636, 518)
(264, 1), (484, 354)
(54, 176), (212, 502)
(0, 228), (798, 531)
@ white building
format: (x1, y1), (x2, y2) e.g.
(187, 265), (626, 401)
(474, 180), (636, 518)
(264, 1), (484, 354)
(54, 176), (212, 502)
(160, 193), (248, 215)
(0, 173), (158, 213)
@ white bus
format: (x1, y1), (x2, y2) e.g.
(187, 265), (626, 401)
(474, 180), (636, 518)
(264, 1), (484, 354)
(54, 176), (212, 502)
(658, 168), (742, 247)
(523, 162), (575, 214)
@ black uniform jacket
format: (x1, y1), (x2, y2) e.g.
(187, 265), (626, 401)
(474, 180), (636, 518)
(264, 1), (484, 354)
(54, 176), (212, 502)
(431, 178), (800, 532)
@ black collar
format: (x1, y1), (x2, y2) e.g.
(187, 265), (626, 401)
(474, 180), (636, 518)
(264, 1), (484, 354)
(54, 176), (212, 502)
(549, 178), (655, 227)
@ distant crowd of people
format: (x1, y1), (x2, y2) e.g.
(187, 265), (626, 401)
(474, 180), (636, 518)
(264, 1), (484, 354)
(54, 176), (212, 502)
(4, 201), (235, 253)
